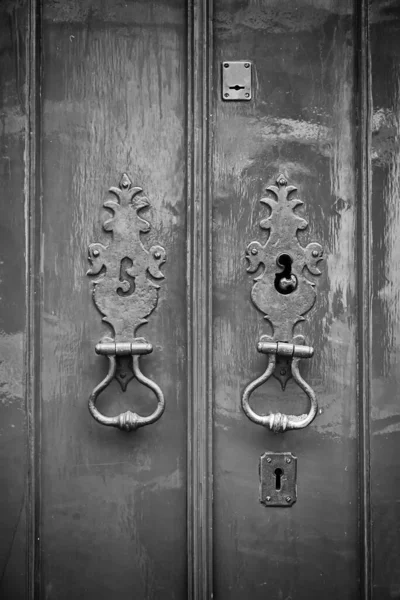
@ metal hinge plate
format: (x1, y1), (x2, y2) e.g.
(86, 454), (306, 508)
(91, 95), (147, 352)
(222, 61), (252, 101)
(259, 452), (297, 507)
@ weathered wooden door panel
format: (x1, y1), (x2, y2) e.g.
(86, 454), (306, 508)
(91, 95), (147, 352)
(1, 0), (400, 599)
(212, 2), (359, 597)
(370, 2), (400, 597)
(39, 1), (188, 598)
(0, 4), (29, 598)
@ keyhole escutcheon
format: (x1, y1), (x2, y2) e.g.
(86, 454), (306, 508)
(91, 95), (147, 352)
(275, 468), (283, 491)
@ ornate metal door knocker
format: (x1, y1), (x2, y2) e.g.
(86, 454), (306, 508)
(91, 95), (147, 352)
(242, 174), (323, 433)
(87, 173), (166, 431)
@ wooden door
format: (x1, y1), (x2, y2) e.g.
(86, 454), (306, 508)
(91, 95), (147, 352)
(1, 1), (399, 599)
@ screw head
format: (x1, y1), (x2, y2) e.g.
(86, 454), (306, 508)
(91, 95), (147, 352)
(154, 251), (161, 259)
(285, 458), (291, 464)
(244, 63), (250, 68)
(224, 93), (229, 98)
(245, 92), (250, 98)
(266, 496), (271, 502)
(286, 496), (292, 503)
(92, 249), (100, 257)
(251, 248), (258, 255)
(312, 249), (319, 257)
(266, 457), (272, 463)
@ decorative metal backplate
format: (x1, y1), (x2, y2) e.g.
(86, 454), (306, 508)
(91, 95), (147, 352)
(88, 173), (166, 340)
(245, 174), (323, 388)
(86, 174), (166, 432)
(87, 173), (166, 390)
(259, 452), (297, 507)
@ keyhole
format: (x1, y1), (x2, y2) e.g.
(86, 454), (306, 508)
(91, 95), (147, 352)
(117, 257), (135, 297)
(229, 85), (245, 90)
(275, 468), (283, 491)
(274, 253), (298, 295)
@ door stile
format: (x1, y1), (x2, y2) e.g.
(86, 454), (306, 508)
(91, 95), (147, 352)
(186, 1), (214, 598)
(356, 0), (372, 597)
(25, 0), (42, 597)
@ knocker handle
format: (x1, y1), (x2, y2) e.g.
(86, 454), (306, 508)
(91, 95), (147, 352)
(88, 343), (165, 432)
(243, 174), (323, 434)
(87, 174), (167, 432)
(241, 342), (318, 433)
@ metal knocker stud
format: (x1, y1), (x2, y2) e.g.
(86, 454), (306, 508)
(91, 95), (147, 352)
(242, 174), (323, 433)
(87, 173), (166, 432)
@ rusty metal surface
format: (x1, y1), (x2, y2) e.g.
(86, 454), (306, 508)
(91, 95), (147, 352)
(88, 173), (166, 341)
(242, 336), (318, 433)
(87, 174), (166, 431)
(245, 174), (323, 343)
(259, 452), (297, 507)
(242, 176), (323, 432)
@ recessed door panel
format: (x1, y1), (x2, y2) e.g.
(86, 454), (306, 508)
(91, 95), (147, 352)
(370, 2), (400, 597)
(40, 2), (187, 597)
(212, 2), (359, 597)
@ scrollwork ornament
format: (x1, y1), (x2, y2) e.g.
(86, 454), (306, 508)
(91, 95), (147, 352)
(245, 174), (323, 346)
(241, 174), (323, 433)
(87, 173), (166, 431)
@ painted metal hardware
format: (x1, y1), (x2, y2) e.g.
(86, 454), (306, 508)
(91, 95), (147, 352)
(222, 61), (252, 101)
(87, 173), (166, 432)
(259, 452), (297, 507)
(242, 174), (323, 433)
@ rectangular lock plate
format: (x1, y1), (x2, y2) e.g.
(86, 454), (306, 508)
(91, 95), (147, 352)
(222, 61), (252, 100)
(259, 452), (297, 507)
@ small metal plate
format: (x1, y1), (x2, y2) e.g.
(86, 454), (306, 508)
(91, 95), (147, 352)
(222, 61), (252, 101)
(259, 452), (297, 507)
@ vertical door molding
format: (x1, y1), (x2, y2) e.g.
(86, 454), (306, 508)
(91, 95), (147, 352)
(356, 0), (372, 597)
(26, 0), (42, 597)
(187, 1), (214, 598)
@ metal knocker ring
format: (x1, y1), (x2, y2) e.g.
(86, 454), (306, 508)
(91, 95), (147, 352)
(242, 174), (323, 433)
(87, 173), (166, 432)
(88, 344), (165, 432)
(241, 342), (317, 433)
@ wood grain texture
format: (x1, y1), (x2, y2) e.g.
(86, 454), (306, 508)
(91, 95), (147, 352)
(39, 1), (187, 597)
(186, 1), (213, 599)
(2, 1), (398, 598)
(356, 0), (372, 597)
(212, 1), (359, 597)
(26, 1), (42, 598)
(0, 2), (29, 598)
(370, 2), (400, 598)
